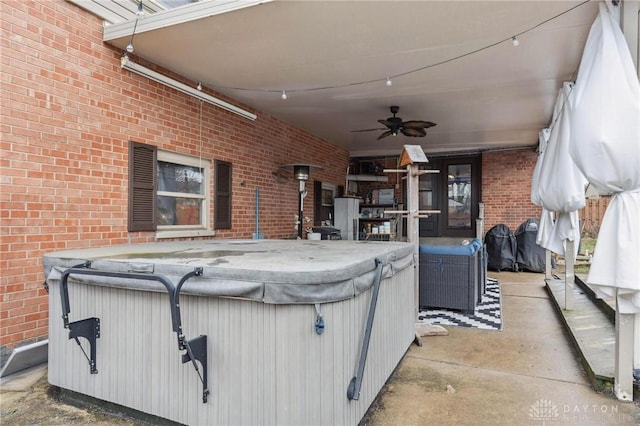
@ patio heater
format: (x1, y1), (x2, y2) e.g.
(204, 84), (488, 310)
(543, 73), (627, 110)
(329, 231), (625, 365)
(280, 164), (322, 238)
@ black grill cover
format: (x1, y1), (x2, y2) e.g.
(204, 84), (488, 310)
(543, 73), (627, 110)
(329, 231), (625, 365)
(515, 218), (546, 273)
(485, 224), (517, 271)
(311, 227), (342, 240)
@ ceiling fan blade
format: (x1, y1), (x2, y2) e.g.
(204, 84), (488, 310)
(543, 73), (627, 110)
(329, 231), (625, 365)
(377, 119), (393, 128)
(377, 130), (394, 140)
(351, 127), (387, 133)
(401, 128), (427, 137)
(402, 120), (437, 130)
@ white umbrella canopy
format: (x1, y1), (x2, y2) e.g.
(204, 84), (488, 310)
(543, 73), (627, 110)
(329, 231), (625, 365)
(532, 83), (587, 258)
(531, 129), (554, 248)
(568, 1), (640, 314)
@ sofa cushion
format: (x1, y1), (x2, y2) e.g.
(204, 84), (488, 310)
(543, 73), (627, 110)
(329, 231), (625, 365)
(419, 242), (479, 256)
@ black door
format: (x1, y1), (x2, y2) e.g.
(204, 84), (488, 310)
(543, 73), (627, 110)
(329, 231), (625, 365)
(419, 161), (440, 237)
(418, 155), (481, 238)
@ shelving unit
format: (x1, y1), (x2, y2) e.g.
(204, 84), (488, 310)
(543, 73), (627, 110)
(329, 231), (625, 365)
(346, 174), (389, 182)
(359, 203), (396, 240)
(342, 157), (402, 240)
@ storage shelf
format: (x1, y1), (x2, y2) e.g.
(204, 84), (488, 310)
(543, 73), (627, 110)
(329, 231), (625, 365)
(346, 174), (389, 182)
(365, 234), (391, 241)
(360, 204), (394, 208)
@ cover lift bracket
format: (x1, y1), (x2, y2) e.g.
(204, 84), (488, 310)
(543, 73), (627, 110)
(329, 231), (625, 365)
(60, 262), (209, 403)
(347, 258), (383, 401)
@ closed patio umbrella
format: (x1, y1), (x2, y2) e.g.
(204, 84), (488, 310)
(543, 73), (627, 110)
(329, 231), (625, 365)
(532, 83), (587, 259)
(569, 1), (640, 314)
(568, 0), (640, 401)
(531, 129), (554, 250)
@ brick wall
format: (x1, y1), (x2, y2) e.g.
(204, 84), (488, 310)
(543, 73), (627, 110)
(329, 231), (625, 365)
(482, 149), (542, 233)
(0, 0), (348, 358)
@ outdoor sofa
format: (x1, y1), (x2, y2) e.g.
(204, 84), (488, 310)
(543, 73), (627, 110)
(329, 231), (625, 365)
(418, 238), (486, 313)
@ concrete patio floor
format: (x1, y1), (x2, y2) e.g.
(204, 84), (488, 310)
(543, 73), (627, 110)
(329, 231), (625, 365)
(1, 272), (639, 425)
(362, 271), (640, 425)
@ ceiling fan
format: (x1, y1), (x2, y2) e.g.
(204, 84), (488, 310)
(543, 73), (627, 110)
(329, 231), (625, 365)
(354, 106), (436, 140)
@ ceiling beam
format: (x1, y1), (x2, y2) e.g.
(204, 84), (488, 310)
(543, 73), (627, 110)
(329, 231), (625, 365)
(66, 0), (166, 24)
(103, 0), (271, 41)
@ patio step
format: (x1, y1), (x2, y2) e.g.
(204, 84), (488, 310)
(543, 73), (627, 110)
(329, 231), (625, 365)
(545, 277), (615, 391)
(575, 274), (615, 323)
(546, 276), (640, 393)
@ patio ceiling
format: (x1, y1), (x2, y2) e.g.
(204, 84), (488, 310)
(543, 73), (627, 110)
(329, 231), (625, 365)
(99, 0), (599, 157)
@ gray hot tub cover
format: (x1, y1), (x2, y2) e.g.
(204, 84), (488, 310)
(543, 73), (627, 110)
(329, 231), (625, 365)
(44, 240), (414, 304)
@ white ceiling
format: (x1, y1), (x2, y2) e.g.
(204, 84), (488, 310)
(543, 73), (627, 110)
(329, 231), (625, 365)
(101, 0), (600, 157)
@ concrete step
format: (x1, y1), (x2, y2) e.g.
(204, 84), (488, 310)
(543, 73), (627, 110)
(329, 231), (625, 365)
(545, 277), (639, 392)
(575, 275), (615, 323)
(545, 277), (615, 391)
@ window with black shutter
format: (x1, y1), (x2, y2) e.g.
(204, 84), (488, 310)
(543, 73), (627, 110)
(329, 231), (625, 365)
(214, 160), (232, 229)
(128, 141), (157, 232)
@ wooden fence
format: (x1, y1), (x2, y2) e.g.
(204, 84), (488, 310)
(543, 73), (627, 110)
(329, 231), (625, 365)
(580, 197), (611, 236)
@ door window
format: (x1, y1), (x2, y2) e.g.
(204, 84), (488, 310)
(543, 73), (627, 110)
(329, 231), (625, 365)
(447, 164), (472, 229)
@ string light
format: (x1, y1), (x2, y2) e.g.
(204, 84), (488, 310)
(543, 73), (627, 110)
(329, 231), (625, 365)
(197, 82), (202, 91)
(195, 0), (592, 96)
(135, 0), (145, 18)
(125, 1), (143, 53)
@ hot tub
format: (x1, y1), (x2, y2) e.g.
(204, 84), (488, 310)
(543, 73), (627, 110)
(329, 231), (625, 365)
(43, 239), (415, 425)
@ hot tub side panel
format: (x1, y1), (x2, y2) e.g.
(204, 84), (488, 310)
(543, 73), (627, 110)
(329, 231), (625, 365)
(47, 266), (414, 425)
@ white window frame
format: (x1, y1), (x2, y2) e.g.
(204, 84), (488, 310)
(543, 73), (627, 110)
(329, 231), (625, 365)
(156, 150), (215, 239)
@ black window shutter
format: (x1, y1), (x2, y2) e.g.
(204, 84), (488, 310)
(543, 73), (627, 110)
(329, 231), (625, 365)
(128, 141), (157, 232)
(214, 160), (232, 229)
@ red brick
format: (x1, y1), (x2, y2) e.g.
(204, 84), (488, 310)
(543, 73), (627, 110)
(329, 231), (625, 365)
(0, 0), (541, 356)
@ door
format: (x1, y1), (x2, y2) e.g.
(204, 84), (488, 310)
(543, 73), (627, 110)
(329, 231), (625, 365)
(417, 155), (481, 238)
(419, 161), (440, 237)
(440, 157), (480, 238)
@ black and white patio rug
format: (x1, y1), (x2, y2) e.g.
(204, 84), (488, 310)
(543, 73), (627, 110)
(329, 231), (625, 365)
(418, 278), (502, 331)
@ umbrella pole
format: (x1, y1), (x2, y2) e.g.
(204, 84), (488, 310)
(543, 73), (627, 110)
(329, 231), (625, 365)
(564, 240), (574, 310)
(544, 250), (552, 280)
(614, 295), (634, 401)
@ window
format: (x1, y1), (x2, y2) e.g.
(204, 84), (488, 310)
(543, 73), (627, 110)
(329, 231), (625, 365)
(313, 181), (342, 226)
(446, 164), (472, 230)
(129, 141), (214, 238)
(157, 150), (210, 230)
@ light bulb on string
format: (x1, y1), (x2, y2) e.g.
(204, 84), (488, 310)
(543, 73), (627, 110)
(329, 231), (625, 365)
(197, 82), (202, 91)
(126, 1), (142, 55)
(185, 2), (589, 98)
